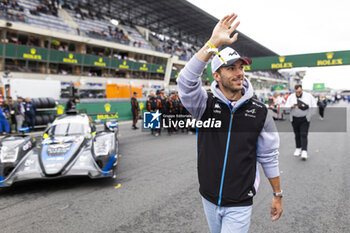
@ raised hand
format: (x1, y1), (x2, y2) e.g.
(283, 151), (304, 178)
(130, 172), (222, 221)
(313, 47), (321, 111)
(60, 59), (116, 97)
(208, 13), (240, 48)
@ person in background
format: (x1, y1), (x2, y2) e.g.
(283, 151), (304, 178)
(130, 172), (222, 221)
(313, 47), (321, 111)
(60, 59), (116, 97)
(24, 97), (36, 130)
(0, 105), (10, 134)
(285, 84), (317, 160)
(317, 95), (327, 120)
(66, 96), (77, 111)
(14, 96), (25, 131)
(157, 89), (167, 115)
(4, 97), (16, 132)
(274, 93), (286, 120)
(156, 89), (167, 133)
(146, 90), (161, 136)
(131, 92), (139, 130)
(165, 92), (177, 135)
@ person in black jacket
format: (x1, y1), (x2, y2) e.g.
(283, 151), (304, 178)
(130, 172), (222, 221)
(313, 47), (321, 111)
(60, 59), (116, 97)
(157, 89), (167, 114)
(317, 95), (327, 120)
(131, 92), (139, 129)
(24, 97), (36, 130)
(156, 89), (167, 133)
(66, 96), (77, 112)
(146, 91), (161, 136)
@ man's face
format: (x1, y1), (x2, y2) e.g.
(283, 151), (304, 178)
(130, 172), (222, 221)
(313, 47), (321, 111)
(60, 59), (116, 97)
(149, 91), (155, 97)
(214, 60), (245, 93)
(295, 87), (303, 97)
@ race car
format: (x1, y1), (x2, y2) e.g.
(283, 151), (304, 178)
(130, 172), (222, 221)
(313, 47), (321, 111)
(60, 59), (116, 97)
(0, 113), (119, 187)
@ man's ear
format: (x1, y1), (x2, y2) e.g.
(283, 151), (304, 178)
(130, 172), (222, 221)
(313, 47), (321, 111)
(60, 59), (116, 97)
(213, 72), (221, 82)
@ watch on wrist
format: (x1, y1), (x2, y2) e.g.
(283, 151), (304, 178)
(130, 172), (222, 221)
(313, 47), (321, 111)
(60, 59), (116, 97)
(273, 190), (283, 198)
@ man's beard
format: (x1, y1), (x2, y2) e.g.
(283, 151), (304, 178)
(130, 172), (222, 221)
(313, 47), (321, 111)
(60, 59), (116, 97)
(221, 76), (244, 93)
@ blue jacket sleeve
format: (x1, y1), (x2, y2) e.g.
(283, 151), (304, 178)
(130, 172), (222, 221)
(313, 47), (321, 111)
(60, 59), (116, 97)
(176, 56), (208, 120)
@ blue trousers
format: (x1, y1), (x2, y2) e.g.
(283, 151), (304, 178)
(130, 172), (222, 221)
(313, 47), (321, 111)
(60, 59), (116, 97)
(25, 114), (35, 130)
(0, 118), (10, 133)
(202, 197), (252, 233)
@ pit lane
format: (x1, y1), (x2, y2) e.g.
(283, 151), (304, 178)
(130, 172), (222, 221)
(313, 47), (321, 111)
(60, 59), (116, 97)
(0, 102), (349, 233)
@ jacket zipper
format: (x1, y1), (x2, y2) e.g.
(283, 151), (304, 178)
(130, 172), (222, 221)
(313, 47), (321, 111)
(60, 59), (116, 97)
(217, 100), (247, 206)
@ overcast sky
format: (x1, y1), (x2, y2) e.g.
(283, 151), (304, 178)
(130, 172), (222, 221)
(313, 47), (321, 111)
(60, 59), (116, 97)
(187, 0), (350, 90)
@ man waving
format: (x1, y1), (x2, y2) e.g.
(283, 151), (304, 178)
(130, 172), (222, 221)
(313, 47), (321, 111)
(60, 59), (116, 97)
(177, 13), (283, 233)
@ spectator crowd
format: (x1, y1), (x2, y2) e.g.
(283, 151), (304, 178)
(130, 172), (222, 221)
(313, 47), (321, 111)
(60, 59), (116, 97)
(132, 89), (193, 136)
(0, 96), (36, 134)
(0, 0), (25, 22)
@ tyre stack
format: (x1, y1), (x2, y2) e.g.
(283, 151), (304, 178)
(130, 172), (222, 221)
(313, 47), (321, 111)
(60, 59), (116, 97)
(32, 97), (57, 126)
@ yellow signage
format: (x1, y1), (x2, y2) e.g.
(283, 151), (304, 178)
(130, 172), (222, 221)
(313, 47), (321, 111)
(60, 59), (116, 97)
(104, 103), (111, 113)
(156, 66), (164, 73)
(94, 57), (106, 67)
(271, 56), (293, 69)
(317, 52), (343, 66)
(244, 65), (251, 71)
(57, 105), (65, 115)
(63, 53), (78, 64)
(119, 61), (129, 69)
(23, 48), (42, 60)
(326, 52), (334, 59)
(97, 113), (118, 120)
(140, 64), (148, 71)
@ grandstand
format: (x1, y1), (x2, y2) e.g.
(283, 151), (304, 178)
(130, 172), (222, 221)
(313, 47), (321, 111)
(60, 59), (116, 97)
(0, 0), (287, 100)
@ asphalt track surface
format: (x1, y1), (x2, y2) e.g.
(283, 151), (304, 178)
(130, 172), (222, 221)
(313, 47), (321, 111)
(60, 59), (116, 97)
(0, 102), (349, 233)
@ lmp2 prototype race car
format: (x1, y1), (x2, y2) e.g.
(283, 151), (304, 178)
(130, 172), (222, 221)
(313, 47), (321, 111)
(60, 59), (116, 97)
(0, 112), (119, 188)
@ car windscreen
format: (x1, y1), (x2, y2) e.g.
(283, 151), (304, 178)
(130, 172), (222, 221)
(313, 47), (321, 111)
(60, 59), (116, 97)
(47, 123), (89, 136)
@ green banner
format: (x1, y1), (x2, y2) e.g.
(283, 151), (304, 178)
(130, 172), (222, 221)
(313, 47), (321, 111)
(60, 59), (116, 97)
(313, 83), (325, 91)
(133, 62), (151, 72)
(112, 59), (133, 70)
(4, 43), (17, 58)
(2, 43), (350, 72)
(57, 100), (146, 121)
(246, 50), (350, 70)
(205, 64), (214, 83)
(151, 64), (165, 73)
(17, 45), (48, 61)
(0, 43), (4, 56)
(272, 84), (286, 91)
(59, 52), (83, 64)
(171, 70), (179, 79)
(84, 55), (110, 67)
(1, 43), (167, 73)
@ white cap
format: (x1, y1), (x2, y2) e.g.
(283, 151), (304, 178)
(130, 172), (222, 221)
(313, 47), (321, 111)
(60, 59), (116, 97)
(211, 47), (252, 73)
